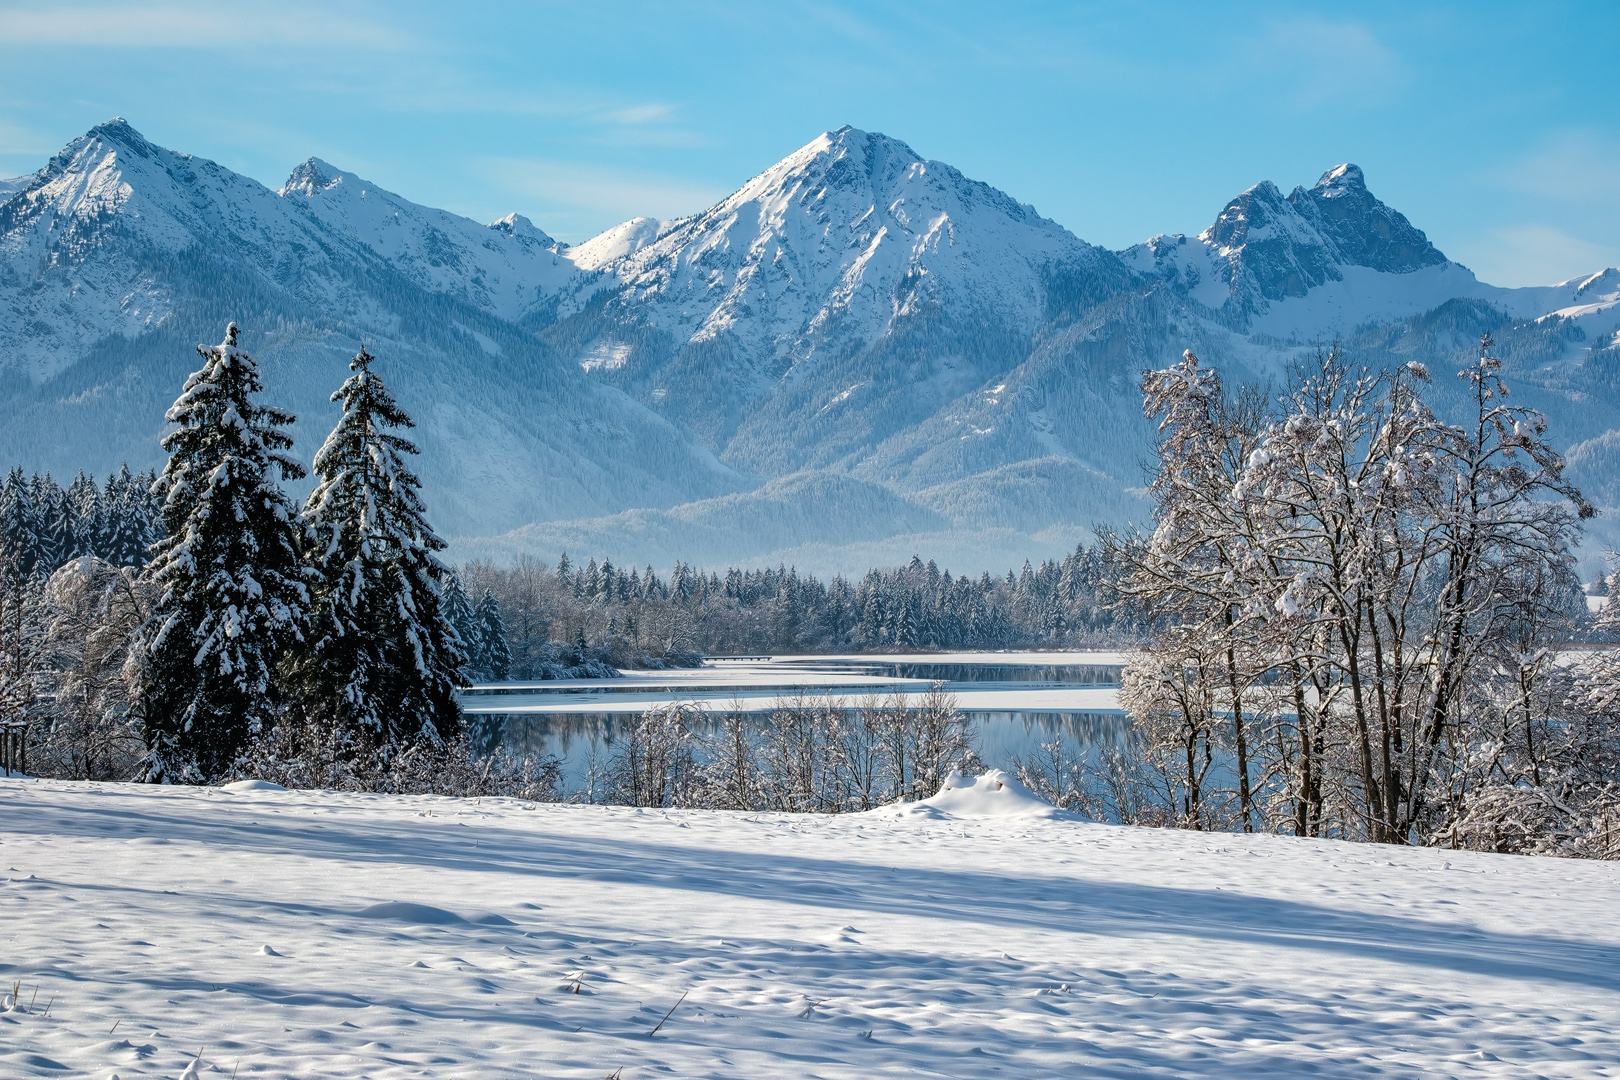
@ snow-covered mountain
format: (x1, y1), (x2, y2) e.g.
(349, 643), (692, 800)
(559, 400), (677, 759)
(0, 118), (345, 381)
(1122, 164), (1620, 344)
(546, 125), (1133, 476)
(279, 157), (588, 321)
(3, 120), (1619, 572)
(565, 215), (666, 271)
(0, 120), (745, 537)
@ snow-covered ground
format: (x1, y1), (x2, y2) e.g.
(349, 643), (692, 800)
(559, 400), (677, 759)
(4, 777), (1618, 1078)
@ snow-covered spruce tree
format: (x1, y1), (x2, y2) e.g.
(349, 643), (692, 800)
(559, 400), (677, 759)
(129, 324), (311, 783)
(292, 346), (465, 765)
(1, 467), (43, 576)
(99, 465), (156, 567)
(442, 572), (480, 678)
(475, 591), (513, 681)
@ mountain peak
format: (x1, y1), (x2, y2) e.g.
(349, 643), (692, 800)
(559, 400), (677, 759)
(487, 211), (554, 246)
(1139, 163), (1451, 321)
(61, 118), (158, 164)
(86, 117), (146, 146)
(1292, 163), (1444, 274)
(1315, 163), (1365, 193)
(280, 157), (343, 197)
(567, 215), (661, 270)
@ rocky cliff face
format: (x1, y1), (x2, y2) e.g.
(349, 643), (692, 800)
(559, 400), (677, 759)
(1123, 162), (1449, 328)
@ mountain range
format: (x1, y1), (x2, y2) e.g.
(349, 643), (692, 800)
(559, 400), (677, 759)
(3, 120), (1618, 574)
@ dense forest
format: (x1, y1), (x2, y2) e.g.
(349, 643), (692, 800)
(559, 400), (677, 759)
(454, 544), (1127, 679)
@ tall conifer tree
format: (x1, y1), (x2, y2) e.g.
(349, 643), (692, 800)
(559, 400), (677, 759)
(475, 591), (513, 681)
(130, 324), (310, 783)
(66, 471), (100, 559)
(99, 465), (152, 567)
(442, 572), (479, 679)
(297, 346), (465, 757)
(1, 468), (41, 575)
(38, 476), (75, 571)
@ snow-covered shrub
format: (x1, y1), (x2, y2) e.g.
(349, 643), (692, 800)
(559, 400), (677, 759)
(1440, 650), (1620, 858)
(608, 702), (704, 808)
(599, 685), (979, 813)
(28, 557), (151, 780)
(235, 711), (562, 800)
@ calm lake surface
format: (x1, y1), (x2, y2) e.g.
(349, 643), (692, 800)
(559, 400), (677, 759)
(459, 652), (1131, 792)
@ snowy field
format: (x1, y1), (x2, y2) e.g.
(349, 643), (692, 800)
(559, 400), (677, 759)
(4, 776), (1619, 1079)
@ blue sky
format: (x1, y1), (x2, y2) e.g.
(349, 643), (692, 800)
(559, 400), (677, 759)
(0, 1), (1615, 287)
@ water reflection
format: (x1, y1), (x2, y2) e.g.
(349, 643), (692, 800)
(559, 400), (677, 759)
(468, 707), (1132, 792)
(459, 653), (1132, 796)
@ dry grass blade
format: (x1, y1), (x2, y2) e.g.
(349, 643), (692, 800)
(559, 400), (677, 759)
(648, 989), (688, 1037)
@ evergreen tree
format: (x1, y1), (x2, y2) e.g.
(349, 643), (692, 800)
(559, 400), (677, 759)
(1, 468), (41, 576)
(442, 572), (480, 679)
(66, 471), (100, 559)
(475, 591), (513, 681)
(129, 324), (311, 783)
(0, 542), (47, 773)
(99, 465), (153, 567)
(295, 346), (465, 758)
(37, 475), (75, 572)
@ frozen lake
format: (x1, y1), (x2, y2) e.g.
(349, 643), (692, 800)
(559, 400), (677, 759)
(459, 652), (1130, 788)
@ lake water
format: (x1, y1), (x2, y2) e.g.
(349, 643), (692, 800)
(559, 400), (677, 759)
(459, 652), (1131, 792)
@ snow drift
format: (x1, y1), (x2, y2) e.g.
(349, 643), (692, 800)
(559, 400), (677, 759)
(874, 768), (1082, 820)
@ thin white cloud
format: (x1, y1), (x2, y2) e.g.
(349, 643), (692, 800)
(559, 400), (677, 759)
(1504, 129), (1620, 204)
(1241, 18), (1409, 110)
(1457, 225), (1620, 289)
(0, 4), (411, 50)
(481, 156), (728, 240)
(0, 118), (54, 158)
(602, 103), (676, 126)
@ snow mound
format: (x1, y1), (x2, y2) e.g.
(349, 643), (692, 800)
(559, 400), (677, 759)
(353, 901), (468, 925)
(350, 902), (515, 927)
(219, 779), (287, 792)
(875, 769), (1081, 821)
